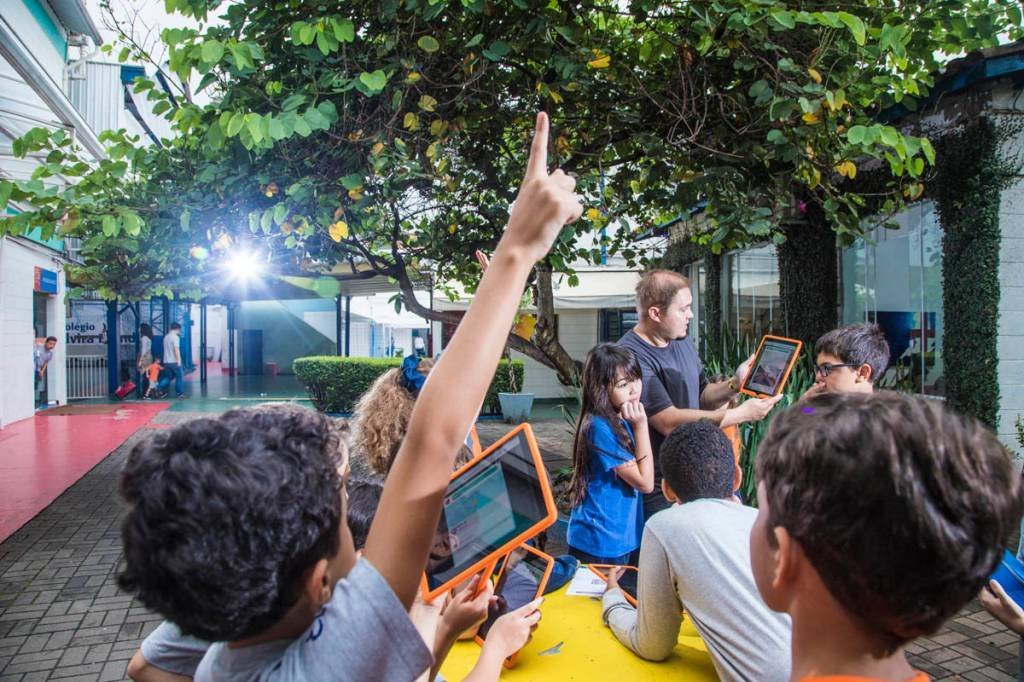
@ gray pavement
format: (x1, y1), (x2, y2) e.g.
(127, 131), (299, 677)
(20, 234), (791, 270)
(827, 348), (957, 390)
(0, 412), (1017, 680)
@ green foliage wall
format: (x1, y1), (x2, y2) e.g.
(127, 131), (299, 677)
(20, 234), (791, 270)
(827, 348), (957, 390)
(932, 118), (1007, 428)
(293, 356), (523, 414)
(777, 203), (839, 350)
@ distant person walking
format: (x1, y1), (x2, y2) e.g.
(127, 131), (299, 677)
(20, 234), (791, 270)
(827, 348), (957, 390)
(163, 323), (186, 399)
(34, 335), (58, 408)
(137, 324), (153, 394)
(413, 332), (427, 358)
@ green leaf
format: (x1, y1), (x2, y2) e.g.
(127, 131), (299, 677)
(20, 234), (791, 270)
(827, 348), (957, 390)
(268, 116), (287, 140)
(921, 138), (936, 165)
(0, 182), (11, 211)
(303, 107), (329, 130)
(466, 33), (483, 47)
(770, 11), (796, 29)
(273, 202), (289, 224)
(227, 112), (245, 136)
(358, 70), (388, 94)
(244, 114), (263, 143)
(299, 23), (315, 45)
(316, 31), (331, 55)
(152, 100), (171, 116)
(293, 116), (312, 137)
(122, 212), (142, 236)
(281, 94), (306, 111)
(879, 125), (900, 147)
(340, 173), (363, 190)
(417, 36), (440, 53)
(837, 12), (866, 46)
(482, 40), (512, 61)
(846, 125), (868, 145)
(1009, 4), (1023, 27)
(102, 214), (117, 236)
(317, 100), (338, 123)
(332, 18), (355, 42)
(201, 40), (224, 63)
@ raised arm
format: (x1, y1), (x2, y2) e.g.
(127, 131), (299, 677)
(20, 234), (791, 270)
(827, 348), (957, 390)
(364, 112), (583, 607)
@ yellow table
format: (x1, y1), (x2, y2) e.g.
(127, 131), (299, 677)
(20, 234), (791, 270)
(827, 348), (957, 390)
(440, 585), (718, 681)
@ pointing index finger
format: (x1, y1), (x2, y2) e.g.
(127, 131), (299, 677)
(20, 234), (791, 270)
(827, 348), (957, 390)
(525, 112), (549, 180)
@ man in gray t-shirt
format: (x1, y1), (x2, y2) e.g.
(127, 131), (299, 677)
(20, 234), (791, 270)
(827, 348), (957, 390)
(619, 270), (780, 519)
(602, 422), (791, 681)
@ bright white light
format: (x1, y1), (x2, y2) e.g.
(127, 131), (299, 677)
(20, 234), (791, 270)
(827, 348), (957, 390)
(225, 251), (263, 281)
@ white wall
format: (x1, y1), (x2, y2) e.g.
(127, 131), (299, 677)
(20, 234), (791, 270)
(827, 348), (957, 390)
(999, 178), (1024, 452)
(0, 237), (67, 428)
(513, 309), (599, 399)
(0, 1), (68, 86)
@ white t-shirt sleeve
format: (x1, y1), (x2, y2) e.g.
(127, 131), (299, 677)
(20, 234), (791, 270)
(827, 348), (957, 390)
(140, 621), (210, 676)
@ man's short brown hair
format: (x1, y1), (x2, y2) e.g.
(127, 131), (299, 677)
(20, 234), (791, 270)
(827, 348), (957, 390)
(757, 392), (1022, 652)
(635, 270), (689, 318)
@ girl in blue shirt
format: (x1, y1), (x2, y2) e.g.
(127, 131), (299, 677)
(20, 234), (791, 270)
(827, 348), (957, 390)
(567, 343), (655, 565)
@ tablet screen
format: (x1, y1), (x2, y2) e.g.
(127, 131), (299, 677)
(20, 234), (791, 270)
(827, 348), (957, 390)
(425, 430), (550, 591)
(744, 337), (800, 396)
(617, 569), (638, 602)
(477, 547), (548, 639)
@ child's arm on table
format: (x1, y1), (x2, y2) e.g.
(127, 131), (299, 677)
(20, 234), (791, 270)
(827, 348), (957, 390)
(430, 577), (494, 680)
(363, 112), (583, 608)
(462, 598), (543, 682)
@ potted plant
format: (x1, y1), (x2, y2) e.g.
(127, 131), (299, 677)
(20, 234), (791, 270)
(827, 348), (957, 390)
(498, 348), (533, 423)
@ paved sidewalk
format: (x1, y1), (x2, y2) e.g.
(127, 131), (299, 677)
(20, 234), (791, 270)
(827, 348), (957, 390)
(0, 413), (1017, 680)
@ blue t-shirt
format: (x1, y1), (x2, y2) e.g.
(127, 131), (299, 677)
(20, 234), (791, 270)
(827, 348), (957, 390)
(567, 416), (643, 557)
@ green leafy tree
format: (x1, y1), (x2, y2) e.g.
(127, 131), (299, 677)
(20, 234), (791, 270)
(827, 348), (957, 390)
(1, 0), (1019, 383)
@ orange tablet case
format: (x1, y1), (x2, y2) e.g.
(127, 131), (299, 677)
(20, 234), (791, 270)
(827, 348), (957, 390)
(475, 543), (554, 667)
(420, 423), (558, 602)
(738, 334), (804, 399)
(588, 564), (639, 607)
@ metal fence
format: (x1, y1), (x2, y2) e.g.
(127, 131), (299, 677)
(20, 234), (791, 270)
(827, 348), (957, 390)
(67, 355), (107, 399)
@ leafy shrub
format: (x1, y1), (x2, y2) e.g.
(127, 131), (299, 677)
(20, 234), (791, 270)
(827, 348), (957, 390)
(293, 356), (523, 414)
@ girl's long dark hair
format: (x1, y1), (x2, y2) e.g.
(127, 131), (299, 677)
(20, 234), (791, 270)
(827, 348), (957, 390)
(569, 343), (643, 507)
(139, 323), (152, 339)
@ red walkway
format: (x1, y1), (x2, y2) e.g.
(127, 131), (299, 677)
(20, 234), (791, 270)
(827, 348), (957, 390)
(0, 402), (169, 543)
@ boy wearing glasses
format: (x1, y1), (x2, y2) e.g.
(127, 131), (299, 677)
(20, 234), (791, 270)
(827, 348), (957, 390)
(804, 323), (890, 399)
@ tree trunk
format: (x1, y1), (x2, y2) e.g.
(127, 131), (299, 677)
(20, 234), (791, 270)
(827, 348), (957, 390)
(777, 200), (839, 349)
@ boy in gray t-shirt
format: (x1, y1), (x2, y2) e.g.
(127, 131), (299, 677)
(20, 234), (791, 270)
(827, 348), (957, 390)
(116, 117), (575, 682)
(601, 422), (791, 681)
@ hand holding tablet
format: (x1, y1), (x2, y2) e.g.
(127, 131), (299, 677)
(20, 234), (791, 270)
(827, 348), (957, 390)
(739, 335), (804, 398)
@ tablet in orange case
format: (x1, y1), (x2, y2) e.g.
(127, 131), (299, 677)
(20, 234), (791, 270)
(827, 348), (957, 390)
(420, 423), (558, 602)
(474, 543), (553, 667)
(738, 335), (803, 399)
(588, 564), (639, 607)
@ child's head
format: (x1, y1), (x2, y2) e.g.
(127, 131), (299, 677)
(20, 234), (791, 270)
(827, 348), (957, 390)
(346, 475), (384, 551)
(351, 358), (439, 475)
(752, 392), (1022, 653)
(118, 404), (352, 642)
(659, 421), (740, 504)
(579, 343), (642, 414)
(568, 343), (643, 506)
(813, 323), (890, 393)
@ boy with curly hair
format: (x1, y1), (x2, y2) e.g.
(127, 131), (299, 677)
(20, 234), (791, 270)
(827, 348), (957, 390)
(117, 111), (581, 681)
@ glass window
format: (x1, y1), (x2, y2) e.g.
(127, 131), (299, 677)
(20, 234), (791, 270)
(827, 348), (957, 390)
(840, 202), (944, 396)
(681, 260), (706, 355)
(723, 244), (781, 344)
(600, 309), (638, 343)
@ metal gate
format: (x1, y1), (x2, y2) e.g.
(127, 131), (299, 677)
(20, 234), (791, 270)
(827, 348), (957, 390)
(67, 355), (107, 399)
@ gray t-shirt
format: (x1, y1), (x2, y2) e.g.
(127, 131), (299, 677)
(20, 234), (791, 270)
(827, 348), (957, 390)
(34, 344), (54, 372)
(140, 621), (210, 676)
(618, 330), (708, 515)
(602, 499), (791, 681)
(195, 558), (433, 681)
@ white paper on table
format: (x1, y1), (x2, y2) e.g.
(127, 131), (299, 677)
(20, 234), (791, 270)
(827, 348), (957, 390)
(565, 566), (607, 597)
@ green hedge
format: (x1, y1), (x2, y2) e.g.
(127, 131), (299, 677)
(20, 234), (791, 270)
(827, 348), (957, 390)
(293, 356), (524, 414)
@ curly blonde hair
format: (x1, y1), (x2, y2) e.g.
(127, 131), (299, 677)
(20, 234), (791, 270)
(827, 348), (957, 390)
(349, 358), (474, 476)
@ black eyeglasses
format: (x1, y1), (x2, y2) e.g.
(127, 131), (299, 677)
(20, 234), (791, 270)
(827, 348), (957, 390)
(814, 362), (861, 377)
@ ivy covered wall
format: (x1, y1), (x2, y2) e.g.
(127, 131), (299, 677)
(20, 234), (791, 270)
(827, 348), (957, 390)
(932, 117), (1007, 428)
